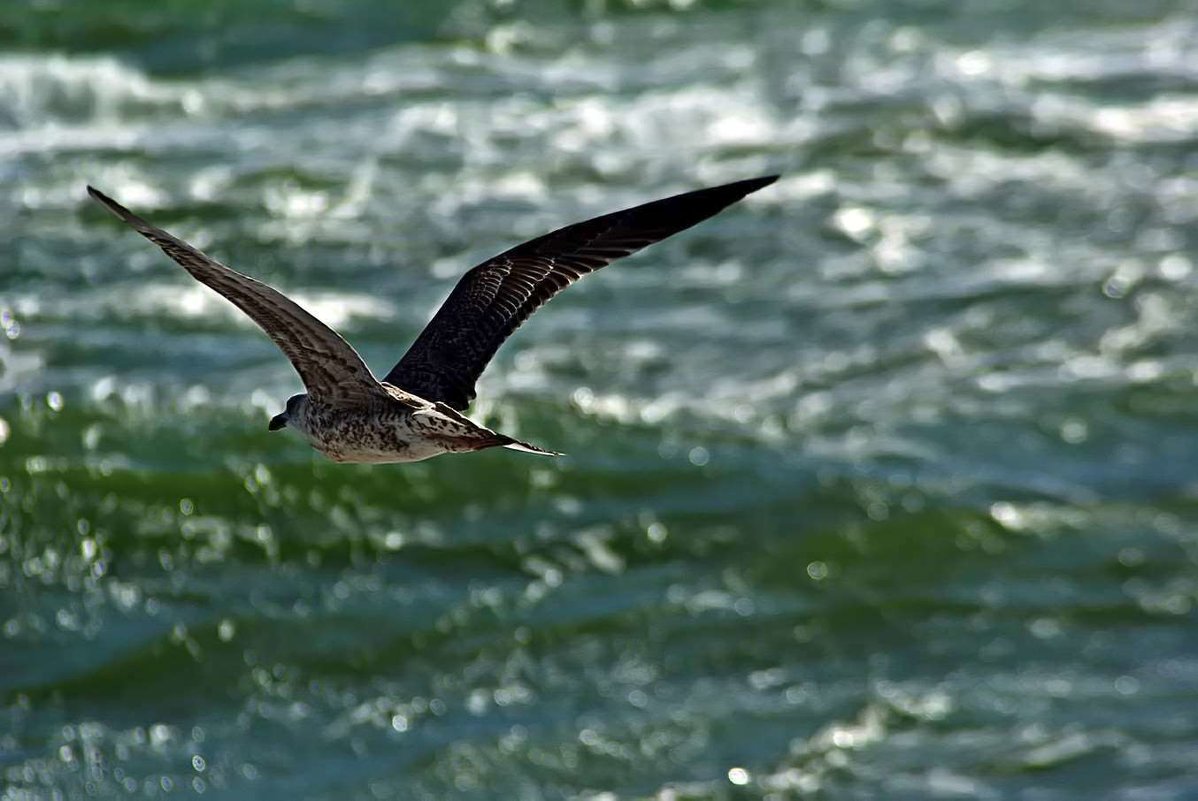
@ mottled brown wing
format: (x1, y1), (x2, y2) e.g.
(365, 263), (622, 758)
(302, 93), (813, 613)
(88, 186), (382, 404)
(384, 175), (778, 410)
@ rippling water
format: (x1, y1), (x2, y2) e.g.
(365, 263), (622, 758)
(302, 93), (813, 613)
(3, 1), (1198, 798)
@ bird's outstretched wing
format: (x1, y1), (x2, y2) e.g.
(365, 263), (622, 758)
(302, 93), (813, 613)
(384, 175), (778, 410)
(88, 187), (382, 404)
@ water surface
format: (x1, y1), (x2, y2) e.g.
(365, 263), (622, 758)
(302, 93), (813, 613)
(3, 1), (1198, 798)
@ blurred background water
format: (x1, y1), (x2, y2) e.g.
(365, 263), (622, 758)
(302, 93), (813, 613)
(2, 0), (1198, 798)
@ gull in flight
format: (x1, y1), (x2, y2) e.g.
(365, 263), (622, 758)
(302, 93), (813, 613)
(88, 175), (777, 463)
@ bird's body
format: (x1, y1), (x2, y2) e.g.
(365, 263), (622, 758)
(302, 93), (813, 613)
(88, 175), (777, 464)
(286, 384), (551, 463)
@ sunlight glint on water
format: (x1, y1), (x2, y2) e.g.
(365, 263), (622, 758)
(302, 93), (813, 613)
(2, 1), (1198, 799)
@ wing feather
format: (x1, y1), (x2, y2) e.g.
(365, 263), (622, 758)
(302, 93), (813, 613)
(384, 175), (777, 409)
(88, 186), (381, 403)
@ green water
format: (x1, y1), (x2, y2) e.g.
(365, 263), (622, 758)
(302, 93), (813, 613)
(2, 0), (1198, 798)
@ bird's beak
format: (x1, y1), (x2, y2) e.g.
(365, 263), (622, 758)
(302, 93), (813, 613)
(268, 413), (287, 432)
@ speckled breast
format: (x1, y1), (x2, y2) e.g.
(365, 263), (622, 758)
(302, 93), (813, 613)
(301, 405), (447, 464)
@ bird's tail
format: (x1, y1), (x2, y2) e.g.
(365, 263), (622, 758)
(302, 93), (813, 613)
(495, 434), (562, 457)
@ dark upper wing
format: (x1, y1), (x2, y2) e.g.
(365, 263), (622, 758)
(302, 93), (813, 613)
(384, 175), (778, 409)
(88, 186), (382, 403)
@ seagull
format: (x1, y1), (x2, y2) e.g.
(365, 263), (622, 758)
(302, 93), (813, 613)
(88, 175), (777, 463)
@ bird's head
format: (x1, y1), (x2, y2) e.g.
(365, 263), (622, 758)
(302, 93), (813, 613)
(269, 393), (307, 432)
